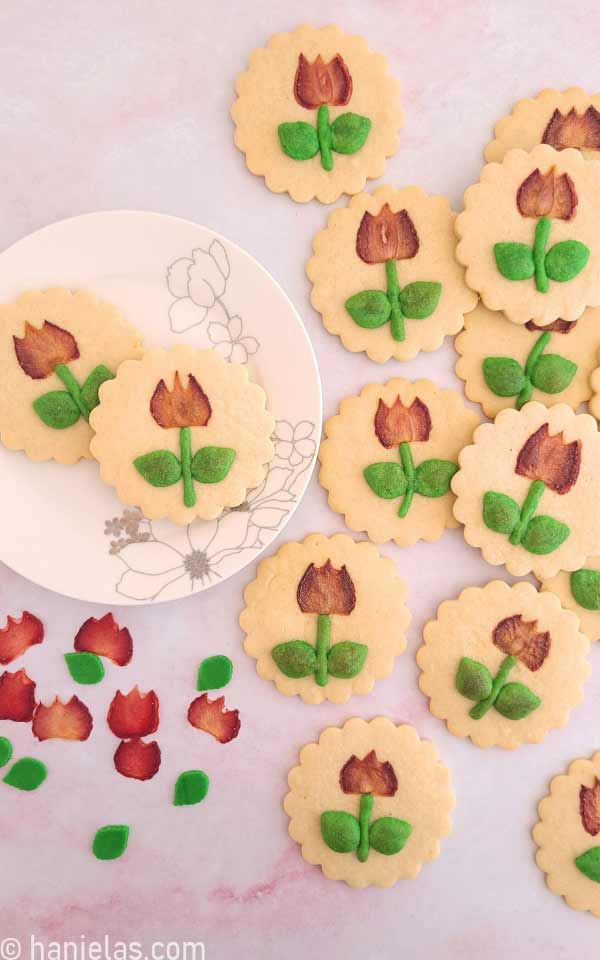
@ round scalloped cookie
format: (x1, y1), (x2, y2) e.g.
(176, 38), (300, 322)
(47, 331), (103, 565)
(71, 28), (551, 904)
(417, 580), (589, 750)
(455, 144), (600, 326)
(231, 24), (402, 204)
(452, 402), (600, 579)
(534, 751), (600, 916)
(485, 87), (600, 163)
(319, 379), (479, 547)
(241, 533), (410, 705)
(307, 185), (477, 362)
(284, 717), (454, 888)
(0, 288), (142, 464)
(455, 302), (600, 418)
(541, 556), (600, 643)
(90, 345), (274, 525)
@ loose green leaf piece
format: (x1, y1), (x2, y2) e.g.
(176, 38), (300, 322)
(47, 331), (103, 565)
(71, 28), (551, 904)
(570, 569), (600, 611)
(134, 450), (182, 487)
(65, 651), (105, 685)
(0, 736), (13, 768)
(3, 757), (47, 791)
(93, 824), (130, 861)
(455, 658), (493, 701)
(174, 770), (210, 807)
(369, 817), (412, 856)
(197, 655), (233, 691)
(575, 847), (600, 883)
(321, 811), (360, 853)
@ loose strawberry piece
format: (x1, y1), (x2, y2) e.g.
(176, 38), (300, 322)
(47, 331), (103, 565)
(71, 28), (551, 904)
(188, 694), (240, 744)
(32, 695), (93, 741)
(107, 687), (159, 739)
(114, 738), (161, 780)
(0, 612), (44, 665)
(74, 613), (133, 666)
(0, 669), (36, 721)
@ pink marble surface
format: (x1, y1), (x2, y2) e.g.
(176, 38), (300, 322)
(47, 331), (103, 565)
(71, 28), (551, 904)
(2, 0), (600, 956)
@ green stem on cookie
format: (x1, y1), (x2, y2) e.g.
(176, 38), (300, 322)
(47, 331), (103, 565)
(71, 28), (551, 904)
(179, 426), (196, 508)
(470, 655), (516, 720)
(509, 479), (545, 545)
(516, 332), (552, 409)
(358, 793), (374, 863)
(54, 363), (89, 422)
(398, 442), (415, 517)
(317, 105), (333, 171)
(385, 259), (405, 341)
(533, 217), (551, 294)
(315, 614), (331, 687)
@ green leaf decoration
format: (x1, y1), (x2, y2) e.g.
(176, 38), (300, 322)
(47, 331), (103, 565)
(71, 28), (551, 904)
(414, 459), (457, 498)
(278, 122), (319, 160)
(575, 846), (600, 883)
(455, 657), (494, 701)
(191, 446), (236, 484)
(570, 568), (600, 611)
(327, 641), (368, 679)
(92, 824), (130, 861)
(521, 515), (570, 555)
(530, 354), (577, 394)
(272, 640), (317, 678)
(494, 242), (535, 281)
(64, 652), (105, 685)
(321, 811), (360, 853)
(0, 736), (13, 768)
(494, 682), (541, 720)
(173, 770), (210, 807)
(3, 757), (47, 792)
(364, 462), (407, 499)
(483, 491), (520, 534)
(197, 655), (233, 691)
(345, 290), (391, 329)
(369, 817), (412, 856)
(399, 281), (442, 320)
(483, 357), (525, 398)
(329, 113), (371, 154)
(544, 240), (590, 282)
(80, 364), (115, 414)
(33, 390), (80, 429)
(134, 450), (182, 487)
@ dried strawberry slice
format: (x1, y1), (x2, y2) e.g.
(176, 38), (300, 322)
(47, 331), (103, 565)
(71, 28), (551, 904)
(0, 612), (44, 665)
(0, 668), (36, 721)
(74, 613), (133, 666)
(32, 695), (93, 741)
(188, 694), (240, 744)
(114, 738), (161, 780)
(107, 687), (159, 739)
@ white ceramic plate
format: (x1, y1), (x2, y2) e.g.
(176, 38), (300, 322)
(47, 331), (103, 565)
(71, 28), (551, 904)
(0, 211), (321, 605)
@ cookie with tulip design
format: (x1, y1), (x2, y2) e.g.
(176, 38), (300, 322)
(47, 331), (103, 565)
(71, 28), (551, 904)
(231, 25), (402, 203)
(90, 345), (275, 524)
(307, 186), (477, 362)
(0, 288), (142, 463)
(319, 379), (479, 546)
(418, 580), (589, 750)
(241, 534), (410, 704)
(284, 717), (454, 888)
(456, 144), (600, 326)
(452, 402), (600, 579)
(534, 751), (600, 916)
(541, 557), (600, 643)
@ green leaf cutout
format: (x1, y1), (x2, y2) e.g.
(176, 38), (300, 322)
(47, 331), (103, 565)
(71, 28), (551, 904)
(575, 846), (600, 883)
(494, 682), (541, 720)
(3, 758), (47, 792)
(278, 122), (319, 160)
(364, 462), (407, 499)
(327, 641), (368, 679)
(494, 242), (535, 281)
(455, 657), (494, 701)
(65, 652), (105, 685)
(399, 281), (442, 320)
(521, 515), (570, 555)
(329, 113), (371, 154)
(33, 390), (80, 429)
(414, 459), (457, 498)
(483, 357), (525, 398)
(134, 450), (182, 487)
(570, 569), (600, 611)
(544, 240), (590, 282)
(191, 446), (236, 484)
(174, 770), (210, 807)
(369, 817), (412, 856)
(197, 655), (233, 691)
(530, 354), (577, 394)
(483, 492), (520, 534)
(0, 736), (13, 768)
(93, 824), (130, 861)
(321, 811), (360, 853)
(80, 365), (115, 415)
(272, 640), (317, 678)
(345, 290), (391, 329)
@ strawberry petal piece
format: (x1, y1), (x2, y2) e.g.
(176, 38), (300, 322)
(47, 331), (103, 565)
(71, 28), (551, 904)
(188, 693), (240, 744)
(114, 738), (161, 780)
(0, 669), (36, 722)
(74, 613), (133, 666)
(0, 612), (44, 665)
(107, 687), (159, 739)
(32, 695), (93, 741)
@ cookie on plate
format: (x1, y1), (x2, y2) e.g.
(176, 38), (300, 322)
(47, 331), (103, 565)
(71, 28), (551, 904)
(0, 288), (142, 463)
(231, 24), (402, 204)
(418, 580), (589, 749)
(284, 717), (454, 887)
(241, 533), (410, 704)
(90, 346), (274, 524)
(541, 557), (600, 643)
